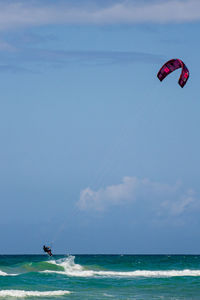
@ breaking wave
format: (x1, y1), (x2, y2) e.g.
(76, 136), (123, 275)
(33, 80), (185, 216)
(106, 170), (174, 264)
(42, 255), (200, 278)
(0, 290), (71, 297)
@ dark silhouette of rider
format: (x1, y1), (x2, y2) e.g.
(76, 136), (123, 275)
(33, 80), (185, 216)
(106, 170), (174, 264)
(43, 245), (50, 252)
(43, 245), (52, 256)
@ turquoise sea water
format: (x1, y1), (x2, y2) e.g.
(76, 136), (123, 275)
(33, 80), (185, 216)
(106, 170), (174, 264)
(0, 255), (200, 299)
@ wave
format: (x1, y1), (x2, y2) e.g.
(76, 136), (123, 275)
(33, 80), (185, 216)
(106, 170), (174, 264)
(0, 260), (62, 276)
(3, 256), (200, 279)
(41, 256), (200, 278)
(0, 270), (17, 276)
(42, 268), (200, 278)
(0, 290), (71, 297)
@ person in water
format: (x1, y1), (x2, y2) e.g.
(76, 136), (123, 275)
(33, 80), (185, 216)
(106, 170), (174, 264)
(43, 245), (52, 256)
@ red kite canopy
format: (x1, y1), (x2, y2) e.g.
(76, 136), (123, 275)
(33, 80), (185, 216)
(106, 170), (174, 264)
(157, 59), (189, 88)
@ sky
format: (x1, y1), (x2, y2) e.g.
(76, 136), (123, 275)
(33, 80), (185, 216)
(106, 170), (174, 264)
(0, 0), (200, 254)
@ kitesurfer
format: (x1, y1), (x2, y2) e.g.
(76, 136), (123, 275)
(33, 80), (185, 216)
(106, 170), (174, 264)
(43, 245), (53, 256)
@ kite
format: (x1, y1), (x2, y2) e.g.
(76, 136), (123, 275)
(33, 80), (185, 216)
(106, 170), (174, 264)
(157, 59), (189, 88)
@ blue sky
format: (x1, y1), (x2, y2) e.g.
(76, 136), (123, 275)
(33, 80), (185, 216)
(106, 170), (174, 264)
(0, 0), (200, 254)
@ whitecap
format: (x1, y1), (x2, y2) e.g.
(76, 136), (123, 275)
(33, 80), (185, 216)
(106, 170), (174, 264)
(41, 256), (200, 278)
(0, 270), (17, 276)
(0, 290), (71, 297)
(103, 293), (114, 297)
(0, 270), (9, 276)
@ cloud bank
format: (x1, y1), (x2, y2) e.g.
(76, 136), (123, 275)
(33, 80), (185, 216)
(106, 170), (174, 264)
(77, 177), (196, 216)
(0, 0), (199, 30)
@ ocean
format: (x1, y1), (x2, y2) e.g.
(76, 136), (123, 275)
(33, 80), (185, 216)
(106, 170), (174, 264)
(0, 255), (200, 299)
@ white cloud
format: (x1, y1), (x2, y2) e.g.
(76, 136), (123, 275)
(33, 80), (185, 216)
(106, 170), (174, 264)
(78, 177), (138, 211)
(77, 177), (197, 216)
(161, 189), (195, 215)
(0, 0), (199, 30)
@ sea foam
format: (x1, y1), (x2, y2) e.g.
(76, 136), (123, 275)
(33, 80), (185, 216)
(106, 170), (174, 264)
(41, 256), (200, 278)
(0, 270), (9, 276)
(0, 270), (17, 276)
(0, 290), (71, 297)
